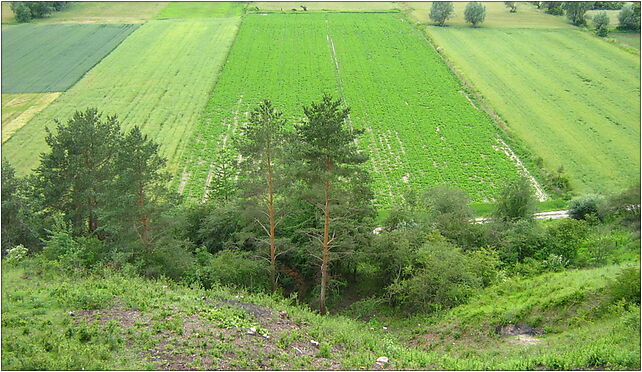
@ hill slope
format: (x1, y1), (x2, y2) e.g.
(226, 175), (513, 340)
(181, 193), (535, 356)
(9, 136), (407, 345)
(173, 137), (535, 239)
(2, 259), (639, 370)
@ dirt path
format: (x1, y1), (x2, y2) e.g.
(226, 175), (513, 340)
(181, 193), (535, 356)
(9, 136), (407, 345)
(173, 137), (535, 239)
(473, 209), (569, 224)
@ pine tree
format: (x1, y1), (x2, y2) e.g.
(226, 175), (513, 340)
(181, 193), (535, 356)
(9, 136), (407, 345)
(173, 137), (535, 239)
(104, 126), (177, 257)
(294, 94), (374, 315)
(35, 108), (121, 237)
(235, 99), (288, 292)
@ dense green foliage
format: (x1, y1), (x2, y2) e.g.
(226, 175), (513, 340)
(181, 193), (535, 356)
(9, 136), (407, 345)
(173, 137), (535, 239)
(3, 18), (239, 175)
(464, 2), (486, 26)
(1, 23), (137, 93)
(181, 13), (523, 205)
(592, 10), (609, 36)
(617, 2), (641, 30)
(10, 1), (67, 23)
(429, 1), (454, 26)
(562, 1), (595, 26)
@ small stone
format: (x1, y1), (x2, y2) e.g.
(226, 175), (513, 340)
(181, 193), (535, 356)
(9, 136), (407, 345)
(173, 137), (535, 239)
(67, 311), (75, 316)
(279, 311), (288, 319)
(201, 296), (206, 300)
(310, 340), (320, 347)
(162, 285), (168, 289)
(376, 356), (389, 365)
(292, 346), (303, 355)
(382, 326), (388, 331)
(369, 327), (374, 330)
(247, 327), (257, 335)
(262, 333), (270, 339)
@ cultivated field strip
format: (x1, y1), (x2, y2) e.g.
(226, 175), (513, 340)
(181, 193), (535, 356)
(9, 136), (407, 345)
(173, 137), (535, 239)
(4, 18), (240, 176)
(180, 13), (523, 204)
(1, 93), (61, 143)
(1, 23), (138, 93)
(429, 27), (640, 193)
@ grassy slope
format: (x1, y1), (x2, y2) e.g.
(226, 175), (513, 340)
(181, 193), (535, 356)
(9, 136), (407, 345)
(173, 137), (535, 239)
(2, 259), (639, 370)
(407, 3), (640, 194)
(180, 13), (522, 204)
(1, 93), (61, 143)
(3, 18), (239, 176)
(2, 24), (139, 93)
(155, 2), (246, 18)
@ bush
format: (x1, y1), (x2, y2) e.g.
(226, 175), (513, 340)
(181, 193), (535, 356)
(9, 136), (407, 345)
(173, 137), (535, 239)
(618, 3), (641, 30)
(189, 247), (269, 291)
(592, 10), (610, 28)
(12, 3), (32, 23)
(607, 267), (640, 305)
(596, 24), (608, 36)
(493, 176), (537, 223)
(492, 219), (545, 264)
(5, 244), (28, 263)
(569, 194), (605, 220)
(139, 240), (195, 281)
(385, 239), (483, 313)
(541, 218), (590, 264)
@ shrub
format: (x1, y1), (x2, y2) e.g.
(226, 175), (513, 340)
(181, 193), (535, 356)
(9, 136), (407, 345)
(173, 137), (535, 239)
(541, 218), (590, 264)
(596, 24), (608, 36)
(189, 247), (269, 291)
(607, 267), (640, 305)
(12, 3), (32, 23)
(593, 11), (609, 36)
(569, 194), (605, 220)
(493, 176), (537, 223)
(5, 244), (28, 263)
(618, 3), (641, 30)
(139, 240), (195, 281)
(542, 253), (569, 272)
(386, 239), (482, 313)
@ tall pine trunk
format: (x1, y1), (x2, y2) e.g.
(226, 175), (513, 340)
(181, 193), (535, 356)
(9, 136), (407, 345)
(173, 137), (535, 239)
(266, 154), (277, 292)
(320, 178), (331, 315)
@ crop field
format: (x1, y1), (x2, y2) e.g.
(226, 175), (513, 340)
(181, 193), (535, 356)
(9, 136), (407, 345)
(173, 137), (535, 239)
(179, 13), (523, 204)
(1, 23), (139, 93)
(428, 26), (640, 194)
(2, 2), (169, 24)
(155, 1), (246, 18)
(251, 2), (397, 11)
(3, 18), (240, 176)
(1, 93), (61, 143)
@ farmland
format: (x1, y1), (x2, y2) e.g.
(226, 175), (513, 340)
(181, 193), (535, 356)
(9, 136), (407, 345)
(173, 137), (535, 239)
(155, 1), (246, 18)
(1, 2), (169, 24)
(179, 13), (523, 204)
(3, 18), (240, 175)
(1, 93), (61, 143)
(1, 23), (138, 93)
(426, 20), (640, 194)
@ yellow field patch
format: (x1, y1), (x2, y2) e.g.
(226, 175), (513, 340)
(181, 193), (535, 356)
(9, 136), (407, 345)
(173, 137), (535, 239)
(2, 93), (61, 143)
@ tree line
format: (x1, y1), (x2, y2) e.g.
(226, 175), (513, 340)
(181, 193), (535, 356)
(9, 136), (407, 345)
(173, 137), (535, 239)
(10, 2), (68, 23)
(3, 96), (639, 316)
(428, 1), (641, 35)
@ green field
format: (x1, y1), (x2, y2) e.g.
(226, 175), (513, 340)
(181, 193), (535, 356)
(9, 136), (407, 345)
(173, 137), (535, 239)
(180, 13), (524, 204)
(1, 23), (138, 93)
(251, 2), (397, 11)
(155, 1), (246, 18)
(427, 26), (640, 194)
(1, 2), (169, 24)
(3, 18), (240, 176)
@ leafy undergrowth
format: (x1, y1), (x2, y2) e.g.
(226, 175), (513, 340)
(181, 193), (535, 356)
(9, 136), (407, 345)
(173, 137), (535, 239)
(2, 259), (639, 370)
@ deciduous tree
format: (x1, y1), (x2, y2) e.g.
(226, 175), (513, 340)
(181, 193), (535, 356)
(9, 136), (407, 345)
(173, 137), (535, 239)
(429, 1), (454, 26)
(562, 1), (595, 26)
(464, 2), (486, 27)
